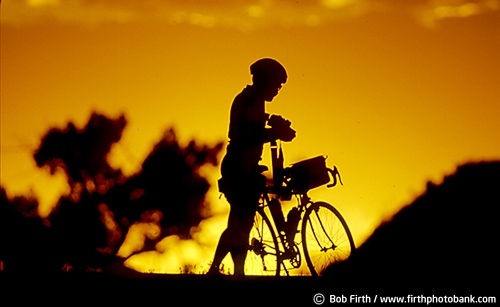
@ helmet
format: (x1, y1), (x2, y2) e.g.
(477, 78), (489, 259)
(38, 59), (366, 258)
(250, 58), (287, 84)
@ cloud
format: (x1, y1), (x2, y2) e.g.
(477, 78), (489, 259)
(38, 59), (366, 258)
(2, 0), (373, 29)
(415, 0), (500, 27)
(3, 0), (499, 29)
(4, 0), (139, 26)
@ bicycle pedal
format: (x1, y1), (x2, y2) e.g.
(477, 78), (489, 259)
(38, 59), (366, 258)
(282, 248), (296, 259)
(250, 238), (264, 255)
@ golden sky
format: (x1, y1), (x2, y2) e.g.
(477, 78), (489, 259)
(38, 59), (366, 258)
(2, 0), (500, 273)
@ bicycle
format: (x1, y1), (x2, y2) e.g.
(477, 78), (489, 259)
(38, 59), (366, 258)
(245, 141), (356, 276)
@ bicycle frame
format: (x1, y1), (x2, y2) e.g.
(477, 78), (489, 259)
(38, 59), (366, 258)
(258, 189), (310, 275)
(250, 140), (348, 276)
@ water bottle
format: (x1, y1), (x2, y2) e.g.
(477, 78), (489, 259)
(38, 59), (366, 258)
(269, 198), (286, 234)
(286, 207), (300, 242)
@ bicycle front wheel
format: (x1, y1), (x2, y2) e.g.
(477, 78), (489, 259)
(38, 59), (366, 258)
(245, 207), (281, 276)
(302, 201), (355, 276)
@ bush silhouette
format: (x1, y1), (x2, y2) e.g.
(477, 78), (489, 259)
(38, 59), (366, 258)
(323, 161), (499, 292)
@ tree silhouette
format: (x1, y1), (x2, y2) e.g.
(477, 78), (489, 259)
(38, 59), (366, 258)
(34, 112), (126, 183)
(1, 112), (223, 272)
(110, 128), (223, 239)
(0, 188), (62, 272)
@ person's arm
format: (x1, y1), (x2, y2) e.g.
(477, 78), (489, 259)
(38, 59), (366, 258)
(267, 114), (296, 142)
(263, 126), (278, 143)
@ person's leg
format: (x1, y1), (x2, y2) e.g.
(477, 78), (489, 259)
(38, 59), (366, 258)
(209, 174), (263, 275)
(231, 175), (265, 275)
(227, 186), (261, 275)
(207, 228), (231, 274)
(208, 198), (247, 274)
(230, 209), (255, 275)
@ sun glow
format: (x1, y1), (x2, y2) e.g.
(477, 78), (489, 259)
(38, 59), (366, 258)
(122, 209), (230, 274)
(2, 0), (499, 276)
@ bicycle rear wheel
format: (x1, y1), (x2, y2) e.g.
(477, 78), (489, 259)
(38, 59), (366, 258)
(246, 207), (281, 276)
(302, 201), (355, 276)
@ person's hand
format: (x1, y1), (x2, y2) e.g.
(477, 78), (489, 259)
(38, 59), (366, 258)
(268, 115), (288, 128)
(269, 114), (296, 142)
(279, 126), (296, 142)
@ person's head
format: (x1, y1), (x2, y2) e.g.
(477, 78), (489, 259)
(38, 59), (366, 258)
(250, 58), (287, 102)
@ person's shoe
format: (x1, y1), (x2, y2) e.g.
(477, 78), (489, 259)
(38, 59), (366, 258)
(206, 265), (222, 276)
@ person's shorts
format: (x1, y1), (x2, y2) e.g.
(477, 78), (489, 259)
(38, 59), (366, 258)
(218, 173), (265, 209)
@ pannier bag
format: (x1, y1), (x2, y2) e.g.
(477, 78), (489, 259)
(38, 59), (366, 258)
(284, 156), (330, 193)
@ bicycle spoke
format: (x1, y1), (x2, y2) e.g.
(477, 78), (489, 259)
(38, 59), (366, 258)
(311, 207), (337, 251)
(246, 208), (281, 276)
(302, 202), (355, 276)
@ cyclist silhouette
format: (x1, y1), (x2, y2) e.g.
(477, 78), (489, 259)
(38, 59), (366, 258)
(208, 58), (296, 275)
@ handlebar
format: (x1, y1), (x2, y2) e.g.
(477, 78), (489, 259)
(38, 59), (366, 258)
(327, 166), (344, 188)
(270, 140), (343, 194)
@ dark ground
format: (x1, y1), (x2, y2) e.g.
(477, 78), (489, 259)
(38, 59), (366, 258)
(0, 272), (339, 305)
(1, 270), (496, 305)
